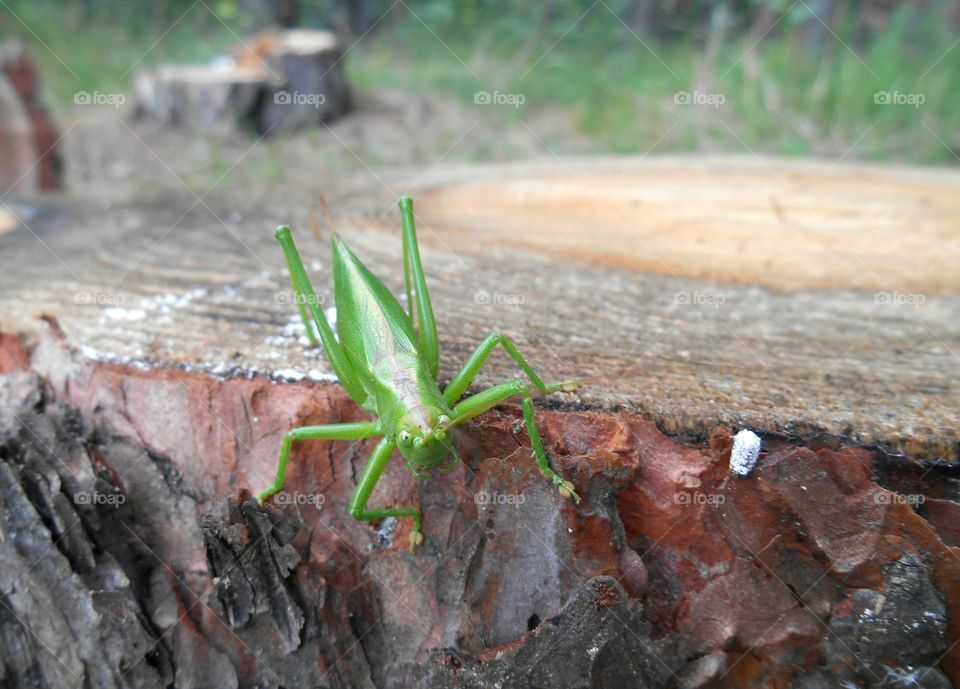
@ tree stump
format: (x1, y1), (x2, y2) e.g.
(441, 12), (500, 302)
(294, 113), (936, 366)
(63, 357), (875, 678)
(1, 156), (959, 688)
(133, 29), (351, 134)
(253, 29), (352, 133)
(132, 64), (267, 133)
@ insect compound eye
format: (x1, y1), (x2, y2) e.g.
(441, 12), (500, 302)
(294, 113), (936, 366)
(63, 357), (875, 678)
(437, 415), (451, 427)
(398, 429), (412, 445)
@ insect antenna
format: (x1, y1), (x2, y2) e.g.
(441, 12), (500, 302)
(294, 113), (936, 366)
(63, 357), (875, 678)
(306, 192), (340, 243)
(318, 193), (338, 232)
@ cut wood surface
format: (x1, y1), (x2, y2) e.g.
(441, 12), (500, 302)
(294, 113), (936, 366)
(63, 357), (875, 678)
(0, 155), (957, 459)
(3, 155), (960, 689)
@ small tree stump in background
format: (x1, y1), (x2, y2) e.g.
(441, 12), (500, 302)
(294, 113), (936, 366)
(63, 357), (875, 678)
(253, 29), (352, 133)
(133, 29), (351, 134)
(133, 64), (266, 133)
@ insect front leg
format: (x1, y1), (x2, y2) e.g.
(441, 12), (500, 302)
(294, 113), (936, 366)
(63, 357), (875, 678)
(442, 332), (578, 405)
(448, 380), (580, 504)
(258, 421), (381, 504)
(349, 436), (424, 552)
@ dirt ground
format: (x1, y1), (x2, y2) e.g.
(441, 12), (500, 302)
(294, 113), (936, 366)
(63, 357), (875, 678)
(62, 84), (594, 213)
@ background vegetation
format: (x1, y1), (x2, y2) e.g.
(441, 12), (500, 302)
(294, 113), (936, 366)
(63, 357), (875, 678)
(5, 0), (959, 163)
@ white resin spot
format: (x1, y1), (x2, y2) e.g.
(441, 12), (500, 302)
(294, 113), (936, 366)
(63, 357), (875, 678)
(730, 429), (762, 477)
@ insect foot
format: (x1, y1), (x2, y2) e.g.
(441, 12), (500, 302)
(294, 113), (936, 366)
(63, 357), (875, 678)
(556, 477), (581, 504)
(543, 379), (579, 395)
(409, 529), (424, 553)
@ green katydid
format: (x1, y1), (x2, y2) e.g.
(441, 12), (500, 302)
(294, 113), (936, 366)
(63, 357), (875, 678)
(257, 195), (579, 552)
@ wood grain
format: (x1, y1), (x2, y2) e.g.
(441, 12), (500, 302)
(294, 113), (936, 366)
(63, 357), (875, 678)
(0, 155), (957, 459)
(415, 160), (960, 292)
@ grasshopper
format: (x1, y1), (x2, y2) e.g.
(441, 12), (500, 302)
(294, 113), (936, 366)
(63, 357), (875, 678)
(258, 196), (579, 551)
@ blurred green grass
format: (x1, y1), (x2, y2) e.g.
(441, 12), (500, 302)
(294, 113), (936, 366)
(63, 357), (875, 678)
(4, 1), (242, 108)
(7, 1), (960, 164)
(350, 4), (960, 163)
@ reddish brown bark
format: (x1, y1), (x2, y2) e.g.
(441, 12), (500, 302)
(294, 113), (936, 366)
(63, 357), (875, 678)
(1, 330), (958, 688)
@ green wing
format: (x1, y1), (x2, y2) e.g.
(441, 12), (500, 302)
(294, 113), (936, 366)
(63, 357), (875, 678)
(331, 234), (420, 376)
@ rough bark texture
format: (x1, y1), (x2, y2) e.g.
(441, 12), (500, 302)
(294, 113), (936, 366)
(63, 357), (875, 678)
(0, 328), (958, 689)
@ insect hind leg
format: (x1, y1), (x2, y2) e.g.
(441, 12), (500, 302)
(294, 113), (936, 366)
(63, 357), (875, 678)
(446, 379), (580, 504)
(442, 332), (577, 405)
(399, 196), (440, 378)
